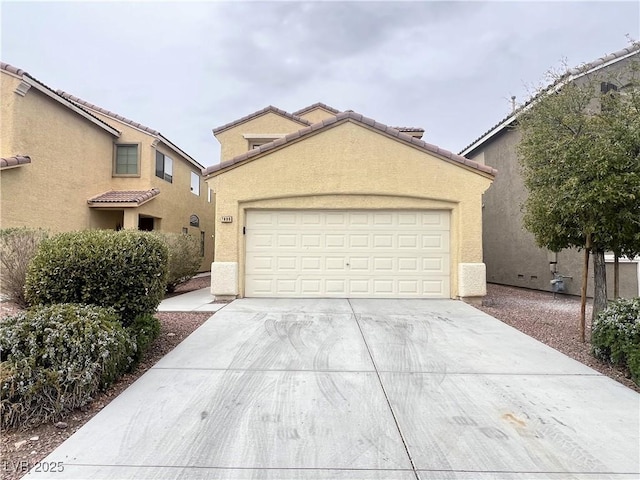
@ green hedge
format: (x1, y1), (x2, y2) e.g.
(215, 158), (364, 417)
(127, 313), (161, 363)
(592, 297), (640, 384)
(154, 232), (202, 293)
(0, 304), (135, 430)
(25, 230), (168, 326)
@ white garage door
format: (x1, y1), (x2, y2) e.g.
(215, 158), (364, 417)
(245, 210), (450, 298)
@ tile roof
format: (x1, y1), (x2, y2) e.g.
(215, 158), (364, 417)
(87, 189), (160, 206)
(212, 105), (312, 135)
(57, 90), (204, 171)
(204, 111), (496, 178)
(0, 155), (31, 169)
(460, 42), (640, 156)
(391, 126), (425, 133)
(1, 62), (120, 136)
(57, 91), (160, 135)
(293, 102), (341, 116)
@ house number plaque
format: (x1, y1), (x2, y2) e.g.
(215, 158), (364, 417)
(221, 216), (233, 223)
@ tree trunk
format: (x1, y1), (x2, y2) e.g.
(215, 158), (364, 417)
(614, 254), (619, 299)
(592, 248), (608, 323)
(580, 246), (590, 343)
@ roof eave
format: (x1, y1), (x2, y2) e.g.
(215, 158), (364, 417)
(460, 45), (640, 157)
(22, 77), (121, 137)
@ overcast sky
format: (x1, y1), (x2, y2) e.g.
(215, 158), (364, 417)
(2, 1), (639, 167)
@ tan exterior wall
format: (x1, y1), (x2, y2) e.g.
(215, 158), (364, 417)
(207, 120), (492, 298)
(84, 110), (216, 271)
(297, 108), (337, 124)
(1, 72), (116, 232)
(215, 113), (308, 162)
(1, 71), (214, 271)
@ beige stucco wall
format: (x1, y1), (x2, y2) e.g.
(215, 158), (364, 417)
(215, 112), (309, 162)
(297, 107), (337, 124)
(207, 120), (493, 298)
(1, 70), (214, 271)
(1, 72), (117, 232)
(85, 110), (216, 271)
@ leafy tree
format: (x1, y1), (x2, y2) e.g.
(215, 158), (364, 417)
(517, 53), (640, 341)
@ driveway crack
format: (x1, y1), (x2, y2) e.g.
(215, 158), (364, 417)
(347, 299), (419, 479)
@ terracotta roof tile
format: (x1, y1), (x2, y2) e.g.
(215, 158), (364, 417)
(392, 126), (425, 133)
(57, 90), (204, 170)
(460, 42), (640, 156)
(212, 105), (312, 135)
(57, 91), (160, 135)
(0, 155), (31, 169)
(1, 62), (120, 136)
(204, 111), (496, 178)
(293, 102), (341, 116)
(88, 189), (160, 206)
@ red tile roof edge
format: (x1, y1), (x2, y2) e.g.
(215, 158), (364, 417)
(0, 155), (31, 169)
(292, 102), (341, 116)
(87, 188), (161, 205)
(459, 42), (640, 156)
(57, 90), (204, 170)
(212, 105), (312, 135)
(204, 111), (496, 177)
(391, 126), (425, 132)
(1, 62), (120, 136)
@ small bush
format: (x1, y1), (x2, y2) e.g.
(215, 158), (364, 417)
(127, 313), (161, 362)
(25, 230), (168, 326)
(155, 232), (202, 293)
(592, 297), (640, 384)
(0, 304), (135, 429)
(0, 227), (48, 307)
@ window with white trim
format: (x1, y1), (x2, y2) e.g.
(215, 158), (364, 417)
(155, 151), (173, 183)
(190, 171), (200, 195)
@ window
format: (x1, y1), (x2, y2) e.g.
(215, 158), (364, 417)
(182, 227), (188, 234)
(155, 151), (173, 183)
(190, 215), (199, 227)
(208, 188), (213, 203)
(114, 144), (139, 175)
(190, 171), (200, 195)
(200, 231), (205, 257)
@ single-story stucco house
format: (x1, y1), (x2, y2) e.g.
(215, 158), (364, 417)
(204, 103), (495, 302)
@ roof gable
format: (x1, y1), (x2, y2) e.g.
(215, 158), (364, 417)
(460, 42), (640, 157)
(58, 90), (204, 171)
(212, 105), (312, 136)
(204, 111), (495, 178)
(1, 62), (120, 137)
(293, 102), (341, 116)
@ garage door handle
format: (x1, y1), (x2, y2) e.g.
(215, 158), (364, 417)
(346, 263), (350, 266)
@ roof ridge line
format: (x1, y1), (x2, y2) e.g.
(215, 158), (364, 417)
(204, 110), (496, 177)
(212, 105), (312, 135)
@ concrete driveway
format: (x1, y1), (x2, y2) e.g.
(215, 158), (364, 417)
(27, 299), (639, 479)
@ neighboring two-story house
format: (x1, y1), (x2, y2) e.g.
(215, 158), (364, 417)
(205, 103), (495, 301)
(0, 62), (214, 271)
(460, 43), (640, 298)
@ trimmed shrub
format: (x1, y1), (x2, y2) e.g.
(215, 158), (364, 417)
(154, 232), (202, 293)
(25, 230), (168, 326)
(127, 313), (161, 362)
(592, 297), (640, 384)
(0, 227), (48, 307)
(0, 303), (135, 429)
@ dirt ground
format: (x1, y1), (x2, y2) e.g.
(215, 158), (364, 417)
(1, 280), (637, 479)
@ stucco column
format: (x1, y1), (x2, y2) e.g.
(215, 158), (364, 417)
(123, 209), (139, 230)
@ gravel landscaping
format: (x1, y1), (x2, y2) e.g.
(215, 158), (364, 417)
(1, 280), (637, 480)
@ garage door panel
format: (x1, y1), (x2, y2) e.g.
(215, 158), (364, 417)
(245, 210), (450, 298)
